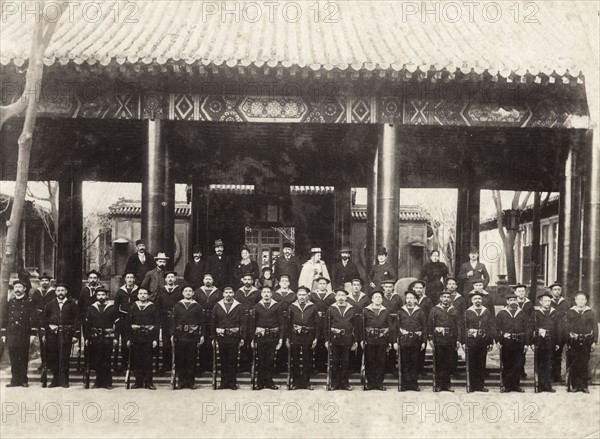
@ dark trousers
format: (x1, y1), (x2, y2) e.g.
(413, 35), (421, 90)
(47, 339), (72, 385)
(466, 344), (487, 390)
(330, 344), (351, 389)
(8, 345), (30, 385)
(290, 343), (312, 388)
(217, 341), (239, 388)
(552, 343), (564, 381)
(160, 320), (172, 370)
(313, 338), (327, 373)
(501, 345), (524, 390)
(276, 344), (289, 373)
(365, 344), (386, 387)
(175, 341), (197, 386)
(132, 341), (154, 385)
(256, 340), (278, 387)
(351, 345), (362, 373)
(198, 335), (213, 373)
(433, 344), (454, 389)
(418, 348), (426, 374)
(567, 342), (591, 390)
(400, 346), (420, 390)
(90, 342), (113, 387)
(535, 346), (554, 391)
(239, 341), (253, 373)
(116, 320), (129, 370)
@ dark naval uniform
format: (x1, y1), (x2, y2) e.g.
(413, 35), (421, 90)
(550, 296), (569, 381)
(450, 292), (466, 375)
(252, 299), (284, 389)
(288, 300), (318, 389)
(84, 301), (118, 388)
(564, 306), (598, 392)
(362, 304), (392, 389)
(397, 305), (427, 391)
(309, 290), (336, 373)
(347, 290), (370, 373)
(113, 284), (139, 371)
(2, 296), (36, 386)
(194, 286), (222, 373)
(128, 301), (159, 388)
(79, 285), (101, 318)
(532, 306), (559, 391)
(496, 306), (531, 392)
(325, 302), (356, 390)
(213, 299), (244, 389)
(235, 286), (261, 372)
(172, 299), (204, 388)
(41, 297), (80, 387)
(417, 294), (433, 375)
(156, 285), (183, 370)
(428, 304), (460, 391)
(463, 305), (496, 391)
(272, 289), (297, 372)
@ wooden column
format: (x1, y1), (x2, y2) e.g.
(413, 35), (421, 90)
(334, 184), (352, 253)
(529, 192), (541, 301)
(191, 182), (210, 257)
(455, 188), (467, 276)
(375, 124), (400, 275)
(366, 148), (378, 272)
(456, 186), (480, 268)
(582, 129), (600, 312)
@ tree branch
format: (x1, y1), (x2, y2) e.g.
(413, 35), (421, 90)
(519, 191), (533, 211)
(492, 190), (507, 242)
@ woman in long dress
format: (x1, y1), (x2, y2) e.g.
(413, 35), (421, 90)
(419, 250), (449, 306)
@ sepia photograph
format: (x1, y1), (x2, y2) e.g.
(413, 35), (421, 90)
(0, 1), (599, 438)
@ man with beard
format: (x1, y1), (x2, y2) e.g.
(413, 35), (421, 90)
(548, 281), (568, 382)
(381, 277), (402, 373)
(273, 274), (296, 372)
(331, 247), (361, 291)
(183, 245), (206, 289)
(462, 290), (496, 392)
(447, 276), (465, 377)
(124, 239), (155, 285)
(368, 247), (396, 295)
(172, 285), (204, 389)
(362, 291), (392, 391)
(273, 242), (301, 290)
(113, 271), (139, 372)
(411, 280), (431, 377)
(79, 270), (102, 318)
(252, 286), (284, 390)
(496, 293), (531, 392)
(467, 280), (495, 316)
(532, 291), (560, 393)
(298, 247), (332, 293)
(194, 273), (222, 373)
(309, 276), (335, 373)
(2, 281), (36, 387)
(235, 273), (261, 372)
(30, 273), (55, 372)
(287, 286), (318, 390)
(84, 288), (118, 389)
(127, 288), (159, 390)
(206, 239), (231, 289)
(428, 291), (461, 392)
(141, 252), (169, 302)
(40, 283), (80, 388)
(395, 291), (427, 391)
(156, 271), (182, 372)
(514, 284), (533, 378)
(213, 286), (244, 389)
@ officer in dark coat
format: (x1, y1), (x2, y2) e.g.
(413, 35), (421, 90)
(213, 286), (245, 389)
(1, 281), (36, 387)
(194, 273), (222, 373)
(532, 291), (560, 392)
(309, 276), (336, 373)
(287, 286), (318, 390)
(30, 273), (54, 372)
(40, 283), (80, 388)
(140, 252), (168, 302)
(156, 271), (182, 372)
(395, 291), (427, 391)
(462, 290), (496, 392)
(252, 286), (284, 389)
(496, 293), (531, 392)
(124, 239), (155, 285)
(235, 273), (261, 372)
(428, 291), (461, 392)
(183, 245), (206, 289)
(331, 247), (361, 291)
(84, 288), (118, 389)
(273, 242), (301, 290)
(362, 291), (392, 390)
(172, 285), (204, 389)
(325, 289), (358, 390)
(206, 239), (232, 289)
(127, 287), (159, 390)
(457, 248), (490, 295)
(549, 281), (568, 382)
(368, 247), (397, 295)
(113, 271), (139, 372)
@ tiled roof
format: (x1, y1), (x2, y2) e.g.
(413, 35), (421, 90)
(352, 205), (428, 222)
(208, 185), (335, 195)
(109, 199), (191, 218)
(0, 1), (591, 81)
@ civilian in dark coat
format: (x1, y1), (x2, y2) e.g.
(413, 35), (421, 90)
(233, 245), (260, 288)
(124, 240), (155, 285)
(457, 248), (490, 295)
(140, 253), (168, 302)
(206, 239), (232, 289)
(183, 245), (206, 289)
(420, 250), (449, 305)
(273, 242), (301, 290)
(331, 248), (361, 290)
(368, 248), (397, 294)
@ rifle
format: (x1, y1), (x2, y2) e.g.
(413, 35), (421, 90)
(431, 313), (437, 392)
(212, 311), (217, 390)
(360, 310), (366, 390)
(464, 312), (471, 393)
(171, 335), (177, 390)
(565, 342), (572, 392)
(286, 311), (292, 390)
(499, 341), (505, 393)
(250, 309), (257, 390)
(77, 329), (83, 372)
(397, 332), (402, 391)
(41, 331), (48, 387)
(125, 336), (132, 389)
(326, 310), (332, 391)
(533, 310), (539, 393)
(83, 340), (91, 389)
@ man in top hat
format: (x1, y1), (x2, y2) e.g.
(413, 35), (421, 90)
(496, 293), (531, 392)
(2, 280), (36, 387)
(299, 247), (332, 293)
(83, 287), (118, 389)
(287, 286), (318, 390)
(331, 247), (361, 291)
(532, 290), (560, 392)
(428, 290), (461, 392)
(127, 287), (159, 389)
(548, 281), (568, 382)
(140, 252), (169, 302)
(156, 271), (183, 372)
(40, 283), (80, 388)
(462, 290), (496, 392)
(368, 247), (397, 295)
(183, 245), (206, 290)
(273, 242), (301, 290)
(457, 248), (490, 295)
(79, 270), (102, 316)
(325, 288), (358, 390)
(124, 239), (155, 285)
(395, 290), (427, 391)
(30, 273), (55, 372)
(235, 273), (261, 372)
(194, 273), (222, 373)
(362, 291), (393, 390)
(309, 275), (336, 373)
(206, 239), (231, 289)
(114, 271), (139, 372)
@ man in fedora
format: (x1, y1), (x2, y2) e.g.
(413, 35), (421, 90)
(368, 247), (396, 295)
(124, 239), (155, 285)
(273, 242), (301, 290)
(206, 239), (231, 289)
(298, 247), (332, 293)
(183, 245), (206, 290)
(141, 252), (169, 302)
(331, 247), (361, 291)
(457, 247), (490, 295)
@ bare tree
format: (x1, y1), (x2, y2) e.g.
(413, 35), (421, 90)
(27, 181), (59, 248)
